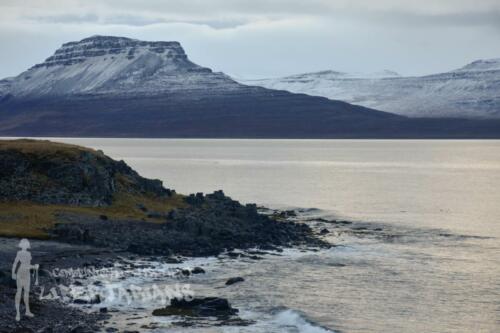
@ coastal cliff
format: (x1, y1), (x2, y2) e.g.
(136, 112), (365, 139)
(0, 139), (324, 254)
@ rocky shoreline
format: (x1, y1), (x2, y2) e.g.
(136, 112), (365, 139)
(51, 190), (327, 257)
(0, 205), (331, 332)
(0, 139), (331, 332)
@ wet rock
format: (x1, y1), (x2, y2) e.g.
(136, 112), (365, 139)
(73, 299), (88, 304)
(152, 297), (238, 317)
(225, 277), (244, 286)
(246, 250), (268, 255)
(320, 228), (330, 235)
(191, 267), (205, 274)
(164, 257), (183, 264)
(91, 294), (102, 304)
(248, 255), (263, 260)
(73, 294), (101, 304)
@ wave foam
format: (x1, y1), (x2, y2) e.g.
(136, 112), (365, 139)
(273, 309), (335, 333)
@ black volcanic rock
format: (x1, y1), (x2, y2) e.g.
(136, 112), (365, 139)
(226, 277), (245, 286)
(152, 297), (238, 317)
(51, 189), (328, 256)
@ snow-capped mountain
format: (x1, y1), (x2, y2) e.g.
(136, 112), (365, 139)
(0, 35), (499, 138)
(0, 35), (406, 138)
(239, 60), (500, 119)
(2, 35), (239, 98)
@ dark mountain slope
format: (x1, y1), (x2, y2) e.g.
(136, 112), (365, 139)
(0, 36), (499, 138)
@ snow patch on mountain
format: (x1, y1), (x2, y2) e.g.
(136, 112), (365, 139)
(454, 58), (500, 73)
(5, 35), (241, 98)
(239, 60), (500, 118)
(280, 69), (401, 80)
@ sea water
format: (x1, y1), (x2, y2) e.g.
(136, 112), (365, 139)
(46, 139), (500, 332)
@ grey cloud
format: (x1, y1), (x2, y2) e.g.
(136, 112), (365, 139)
(15, 0), (500, 31)
(346, 8), (500, 29)
(99, 16), (250, 29)
(1, 0), (500, 80)
(23, 13), (99, 24)
(23, 12), (249, 29)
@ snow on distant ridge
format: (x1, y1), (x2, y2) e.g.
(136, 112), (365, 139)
(453, 58), (500, 72)
(269, 69), (400, 81)
(238, 59), (500, 119)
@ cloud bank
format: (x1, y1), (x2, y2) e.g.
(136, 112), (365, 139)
(1, 0), (500, 78)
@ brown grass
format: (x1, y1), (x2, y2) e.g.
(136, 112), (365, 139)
(0, 139), (188, 239)
(0, 139), (100, 159)
(0, 193), (187, 239)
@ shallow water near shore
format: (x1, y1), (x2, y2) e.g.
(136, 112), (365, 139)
(15, 139), (500, 332)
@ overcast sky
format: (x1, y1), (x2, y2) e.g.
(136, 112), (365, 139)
(1, 0), (500, 79)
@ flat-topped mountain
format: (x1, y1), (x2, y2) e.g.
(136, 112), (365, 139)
(0, 36), (499, 138)
(239, 59), (500, 119)
(4, 35), (238, 97)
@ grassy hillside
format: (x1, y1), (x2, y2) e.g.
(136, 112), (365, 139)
(0, 139), (186, 238)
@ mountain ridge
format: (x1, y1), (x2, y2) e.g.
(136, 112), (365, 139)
(3, 35), (241, 98)
(1, 35), (500, 138)
(239, 58), (500, 119)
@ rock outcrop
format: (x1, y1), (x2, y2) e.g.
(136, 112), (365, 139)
(51, 190), (327, 256)
(152, 297), (238, 317)
(0, 139), (327, 254)
(0, 139), (169, 206)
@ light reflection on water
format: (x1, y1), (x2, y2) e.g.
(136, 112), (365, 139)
(37, 138), (500, 332)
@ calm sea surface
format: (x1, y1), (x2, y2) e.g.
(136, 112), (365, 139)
(43, 139), (500, 332)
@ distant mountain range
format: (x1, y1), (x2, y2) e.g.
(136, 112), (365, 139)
(239, 59), (500, 119)
(0, 35), (499, 138)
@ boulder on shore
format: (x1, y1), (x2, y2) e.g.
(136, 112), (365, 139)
(152, 297), (238, 318)
(225, 277), (245, 286)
